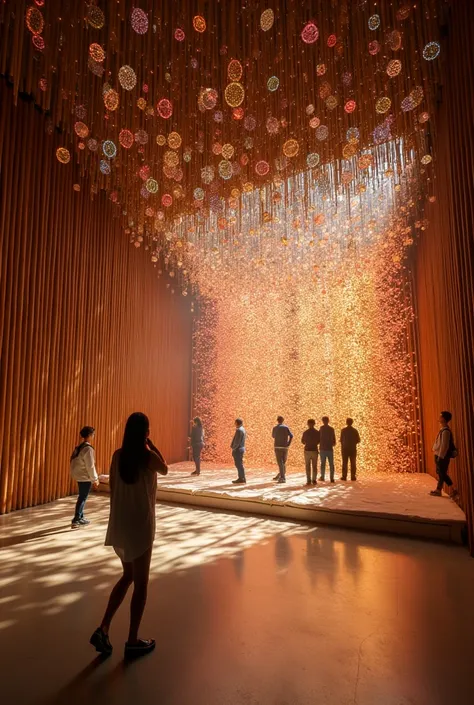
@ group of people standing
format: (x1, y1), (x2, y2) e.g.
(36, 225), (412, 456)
(224, 415), (360, 485)
(67, 408), (459, 660)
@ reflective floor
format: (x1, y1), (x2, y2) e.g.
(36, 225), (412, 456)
(1, 494), (474, 705)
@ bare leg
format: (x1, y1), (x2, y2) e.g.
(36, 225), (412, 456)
(100, 561), (133, 635)
(128, 547), (153, 644)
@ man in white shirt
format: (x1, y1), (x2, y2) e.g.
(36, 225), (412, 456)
(430, 411), (459, 499)
(70, 426), (99, 528)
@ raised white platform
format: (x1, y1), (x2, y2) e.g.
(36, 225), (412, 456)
(99, 462), (466, 544)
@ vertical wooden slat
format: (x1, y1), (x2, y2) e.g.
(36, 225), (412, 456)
(0, 80), (193, 513)
(414, 0), (474, 552)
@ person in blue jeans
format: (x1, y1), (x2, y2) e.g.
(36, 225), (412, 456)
(319, 416), (336, 482)
(231, 418), (247, 484)
(70, 426), (99, 528)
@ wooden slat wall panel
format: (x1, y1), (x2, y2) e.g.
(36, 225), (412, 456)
(414, 0), (474, 551)
(0, 80), (193, 513)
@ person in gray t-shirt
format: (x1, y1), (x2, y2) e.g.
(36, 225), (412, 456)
(271, 415), (293, 483)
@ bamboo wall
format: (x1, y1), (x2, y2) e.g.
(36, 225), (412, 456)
(414, 0), (474, 550)
(0, 80), (193, 513)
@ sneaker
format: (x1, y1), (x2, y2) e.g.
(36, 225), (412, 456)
(78, 518), (90, 525)
(71, 520), (80, 529)
(232, 479), (246, 484)
(430, 490), (442, 496)
(277, 478), (286, 484)
(124, 638), (156, 659)
(273, 474), (281, 481)
(90, 627), (113, 655)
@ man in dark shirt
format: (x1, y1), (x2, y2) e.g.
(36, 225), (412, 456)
(340, 418), (361, 481)
(272, 415), (293, 483)
(231, 418), (247, 484)
(319, 416), (336, 482)
(301, 419), (320, 485)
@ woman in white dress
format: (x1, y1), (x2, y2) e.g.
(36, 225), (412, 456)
(90, 412), (167, 658)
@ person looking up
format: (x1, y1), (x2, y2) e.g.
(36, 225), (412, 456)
(189, 417), (205, 476)
(301, 419), (320, 486)
(319, 416), (336, 482)
(272, 415), (294, 484)
(231, 418), (247, 484)
(340, 418), (361, 481)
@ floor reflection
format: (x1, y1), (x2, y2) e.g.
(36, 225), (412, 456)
(0, 495), (473, 705)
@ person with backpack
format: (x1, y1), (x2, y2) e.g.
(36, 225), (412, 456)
(430, 411), (459, 499)
(90, 412), (168, 658)
(70, 426), (99, 528)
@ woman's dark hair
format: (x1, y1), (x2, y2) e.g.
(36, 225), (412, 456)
(193, 417), (202, 427)
(119, 412), (150, 484)
(80, 426), (95, 439)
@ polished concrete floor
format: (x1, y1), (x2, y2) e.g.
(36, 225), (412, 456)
(1, 494), (474, 705)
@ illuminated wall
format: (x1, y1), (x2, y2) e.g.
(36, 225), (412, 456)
(192, 173), (421, 472)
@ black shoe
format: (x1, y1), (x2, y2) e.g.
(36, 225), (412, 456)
(305, 481), (312, 486)
(340, 477), (347, 481)
(312, 480), (318, 485)
(232, 479), (246, 484)
(190, 470), (200, 476)
(273, 474), (280, 481)
(278, 478), (286, 484)
(90, 627), (113, 655)
(71, 520), (80, 529)
(78, 518), (90, 525)
(351, 478), (357, 482)
(330, 479), (335, 483)
(124, 639), (156, 659)
(318, 476), (325, 482)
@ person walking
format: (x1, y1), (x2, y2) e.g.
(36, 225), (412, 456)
(90, 412), (168, 658)
(319, 416), (336, 482)
(340, 418), (361, 481)
(189, 417), (205, 476)
(430, 411), (459, 499)
(231, 418), (247, 484)
(272, 415), (294, 483)
(70, 426), (99, 529)
(301, 419), (320, 485)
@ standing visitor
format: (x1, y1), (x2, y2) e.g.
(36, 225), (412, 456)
(301, 419), (320, 486)
(272, 415), (294, 483)
(319, 416), (337, 482)
(340, 418), (361, 481)
(70, 426), (99, 529)
(231, 418), (247, 484)
(90, 412), (168, 658)
(430, 411), (459, 499)
(190, 417), (205, 476)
